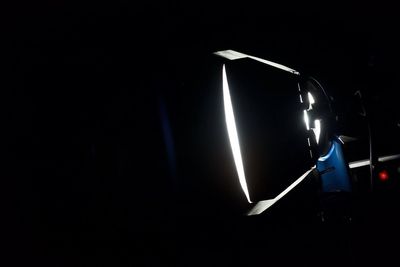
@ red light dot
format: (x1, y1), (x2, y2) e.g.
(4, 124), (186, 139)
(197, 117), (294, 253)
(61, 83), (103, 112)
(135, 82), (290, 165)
(378, 170), (389, 182)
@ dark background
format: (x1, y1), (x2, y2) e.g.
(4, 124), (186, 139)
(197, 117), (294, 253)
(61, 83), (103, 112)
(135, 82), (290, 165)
(2, 1), (400, 266)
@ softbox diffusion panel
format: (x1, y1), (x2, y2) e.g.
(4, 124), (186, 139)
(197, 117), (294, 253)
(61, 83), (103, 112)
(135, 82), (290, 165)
(223, 58), (313, 201)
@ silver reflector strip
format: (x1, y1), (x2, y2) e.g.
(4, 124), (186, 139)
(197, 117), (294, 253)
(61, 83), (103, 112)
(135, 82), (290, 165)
(214, 50), (300, 75)
(247, 167), (315, 215)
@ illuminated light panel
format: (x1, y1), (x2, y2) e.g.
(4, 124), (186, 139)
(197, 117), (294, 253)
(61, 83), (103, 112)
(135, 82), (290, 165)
(303, 110), (310, 130)
(222, 65), (252, 203)
(308, 92), (315, 107)
(313, 119), (321, 144)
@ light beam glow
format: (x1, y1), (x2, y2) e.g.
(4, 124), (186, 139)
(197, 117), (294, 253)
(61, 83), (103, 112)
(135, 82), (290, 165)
(222, 65), (252, 203)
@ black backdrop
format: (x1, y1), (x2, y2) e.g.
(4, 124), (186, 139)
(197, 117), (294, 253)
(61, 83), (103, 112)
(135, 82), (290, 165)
(2, 2), (400, 266)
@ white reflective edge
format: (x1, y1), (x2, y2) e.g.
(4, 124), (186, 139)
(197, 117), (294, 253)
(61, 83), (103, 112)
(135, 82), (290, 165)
(338, 135), (358, 143)
(348, 159), (370, 169)
(338, 136), (345, 144)
(247, 166), (316, 216)
(223, 65), (252, 203)
(214, 50), (300, 75)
